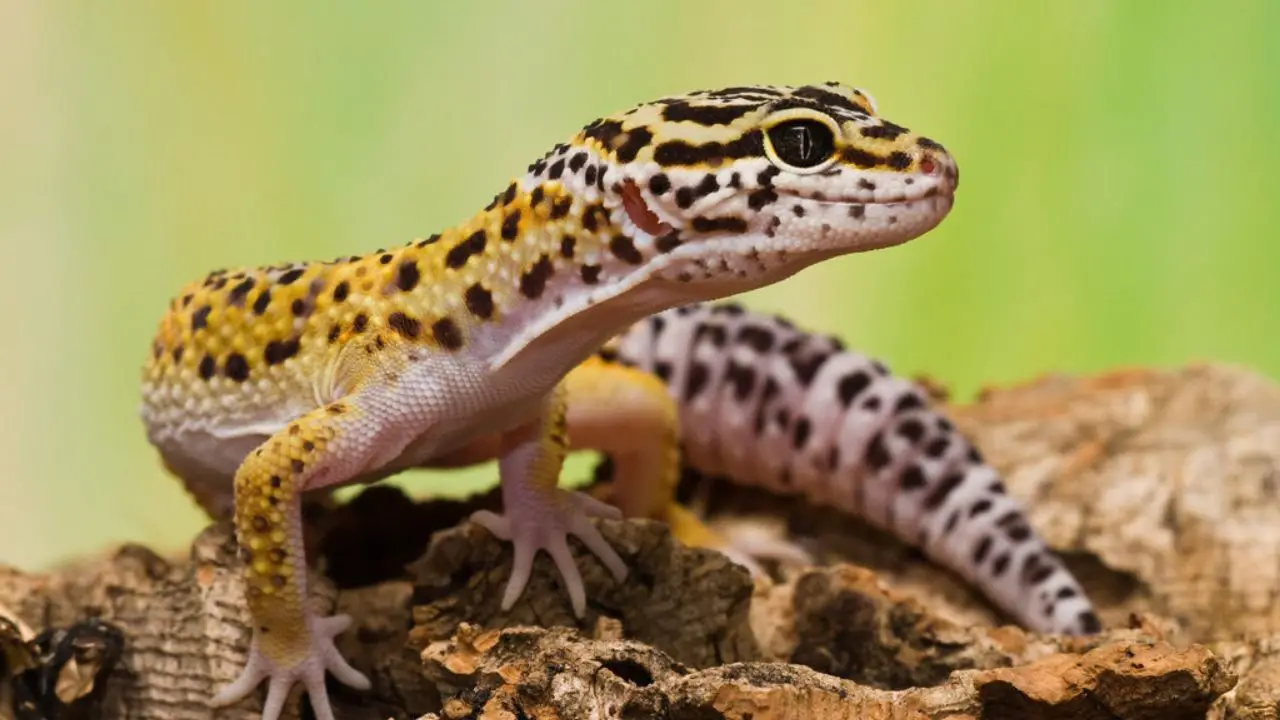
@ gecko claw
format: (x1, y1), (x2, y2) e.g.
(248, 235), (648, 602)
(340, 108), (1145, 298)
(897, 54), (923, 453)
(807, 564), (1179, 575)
(472, 489), (627, 617)
(210, 613), (370, 720)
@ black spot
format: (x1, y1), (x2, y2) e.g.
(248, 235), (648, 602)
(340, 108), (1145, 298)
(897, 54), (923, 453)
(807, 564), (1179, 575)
(691, 216), (748, 233)
(191, 305), (211, 332)
(747, 188), (778, 210)
(792, 417), (811, 449)
(837, 371), (872, 407)
(842, 148), (883, 168)
(656, 232), (682, 253)
(568, 152), (588, 172)
(661, 101), (753, 125)
(924, 437), (950, 458)
(1019, 553), (1049, 585)
(582, 205), (603, 233)
(446, 230), (487, 268)
(753, 376), (779, 434)
(529, 186), (544, 207)
(860, 122), (908, 140)
(465, 284), (494, 319)
(728, 172), (741, 188)
(171, 346), (183, 362)
(900, 464), (927, 490)
(896, 418), (926, 442)
(614, 126), (653, 163)
(263, 338), (300, 365)
(887, 151), (911, 170)
(252, 290), (271, 315)
(379, 253), (393, 265)
(849, 204), (865, 219)
(923, 472), (965, 510)
(858, 178), (877, 191)
(550, 197), (573, 220)
(501, 211), (521, 241)
(609, 235), (643, 264)
(684, 362), (709, 400)
(277, 268), (304, 285)
(648, 174), (671, 195)
(520, 255), (554, 298)
(289, 299), (307, 317)
(725, 362), (756, 401)
(694, 174), (720, 198)
(395, 261), (421, 292)
(432, 317), (463, 350)
(943, 510), (961, 535)
(862, 396), (882, 411)
(736, 325), (775, 353)
(864, 432), (891, 470)
(582, 118), (624, 147)
(333, 281), (350, 302)
(1057, 587), (1078, 600)
(502, 182), (518, 206)
(992, 553), (1011, 577)
(651, 129), (763, 167)
(973, 535), (992, 564)
(791, 85), (866, 114)
(1078, 611), (1102, 633)
(198, 355), (216, 380)
(416, 234), (441, 248)
(674, 187), (695, 209)
(917, 137), (944, 151)
(894, 393), (925, 413)
(653, 361), (672, 382)
(548, 158), (566, 180)
(353, 314), (368, 333)
(792, 204), (805, 217)
(580, 264), (601, 284)
(224, 353), (249, 382)
(969, 499), (992, 517)
(968, 446), (983, 464)
(560, 236), (576, 259)
(788, 351), (831, 387)
(327, 325), (341, 343)
(228, 278), (255, 305)
(388, 312), (422, 339)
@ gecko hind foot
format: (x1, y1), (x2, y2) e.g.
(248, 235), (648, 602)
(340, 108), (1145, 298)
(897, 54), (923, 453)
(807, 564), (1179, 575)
(471, 489), (628, 617)
(210, 613), (370, 720)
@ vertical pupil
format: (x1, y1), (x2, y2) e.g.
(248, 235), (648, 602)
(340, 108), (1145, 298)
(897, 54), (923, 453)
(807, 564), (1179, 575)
(790, 126), (812, 161)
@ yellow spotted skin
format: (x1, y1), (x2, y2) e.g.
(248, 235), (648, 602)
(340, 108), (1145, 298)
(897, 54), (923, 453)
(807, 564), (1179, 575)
(138, 82), (958, 720)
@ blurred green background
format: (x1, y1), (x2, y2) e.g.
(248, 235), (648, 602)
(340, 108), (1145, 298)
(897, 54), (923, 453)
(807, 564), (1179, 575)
(2, 2), (1276, 571)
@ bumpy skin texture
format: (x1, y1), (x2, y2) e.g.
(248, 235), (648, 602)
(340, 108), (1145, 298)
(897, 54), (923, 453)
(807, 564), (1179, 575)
(603, 302), (1101, 635)
(139, 82), (958, 720)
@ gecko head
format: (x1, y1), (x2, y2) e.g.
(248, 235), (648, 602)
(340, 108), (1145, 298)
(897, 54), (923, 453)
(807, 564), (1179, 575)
(562, 82), (958, 295)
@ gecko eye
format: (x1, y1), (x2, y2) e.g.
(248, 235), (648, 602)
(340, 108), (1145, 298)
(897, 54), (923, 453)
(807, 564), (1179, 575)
(764, 118), (837, 173)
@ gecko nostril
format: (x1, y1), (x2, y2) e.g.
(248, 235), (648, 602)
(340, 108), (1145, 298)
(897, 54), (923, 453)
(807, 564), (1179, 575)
(919, 156), (937, 175)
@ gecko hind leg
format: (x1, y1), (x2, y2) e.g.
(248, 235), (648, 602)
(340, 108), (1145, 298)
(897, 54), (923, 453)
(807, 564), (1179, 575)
(562, 356), (812, 576)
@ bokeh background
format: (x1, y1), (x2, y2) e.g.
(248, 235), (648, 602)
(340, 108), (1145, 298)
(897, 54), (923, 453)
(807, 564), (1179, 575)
(2, 2), (1276, 570)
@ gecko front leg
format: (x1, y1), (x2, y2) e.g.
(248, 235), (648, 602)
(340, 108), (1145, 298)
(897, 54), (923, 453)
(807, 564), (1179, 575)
(470, 381), (629, 616)
(210, 397), (399, 720)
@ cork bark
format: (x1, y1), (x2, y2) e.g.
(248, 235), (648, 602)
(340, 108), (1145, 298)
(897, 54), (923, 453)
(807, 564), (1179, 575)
(2, 361), (1279, 719)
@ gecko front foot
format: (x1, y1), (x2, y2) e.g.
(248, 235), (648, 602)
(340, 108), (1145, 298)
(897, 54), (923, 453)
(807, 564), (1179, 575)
(471, 489), (629, 617)
(210, 613), (370, 720)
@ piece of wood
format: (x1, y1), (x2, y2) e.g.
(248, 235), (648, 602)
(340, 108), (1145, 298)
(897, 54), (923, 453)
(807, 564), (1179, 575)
(2, 361), (1279, 718)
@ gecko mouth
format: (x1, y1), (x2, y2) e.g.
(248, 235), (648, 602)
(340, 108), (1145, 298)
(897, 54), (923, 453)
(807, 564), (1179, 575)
(621, 179), (954, 238)
(622, 181), (674, 236)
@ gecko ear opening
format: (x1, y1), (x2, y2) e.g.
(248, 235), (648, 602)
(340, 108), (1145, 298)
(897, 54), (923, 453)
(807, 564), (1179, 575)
(621, 181), (673, 237)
